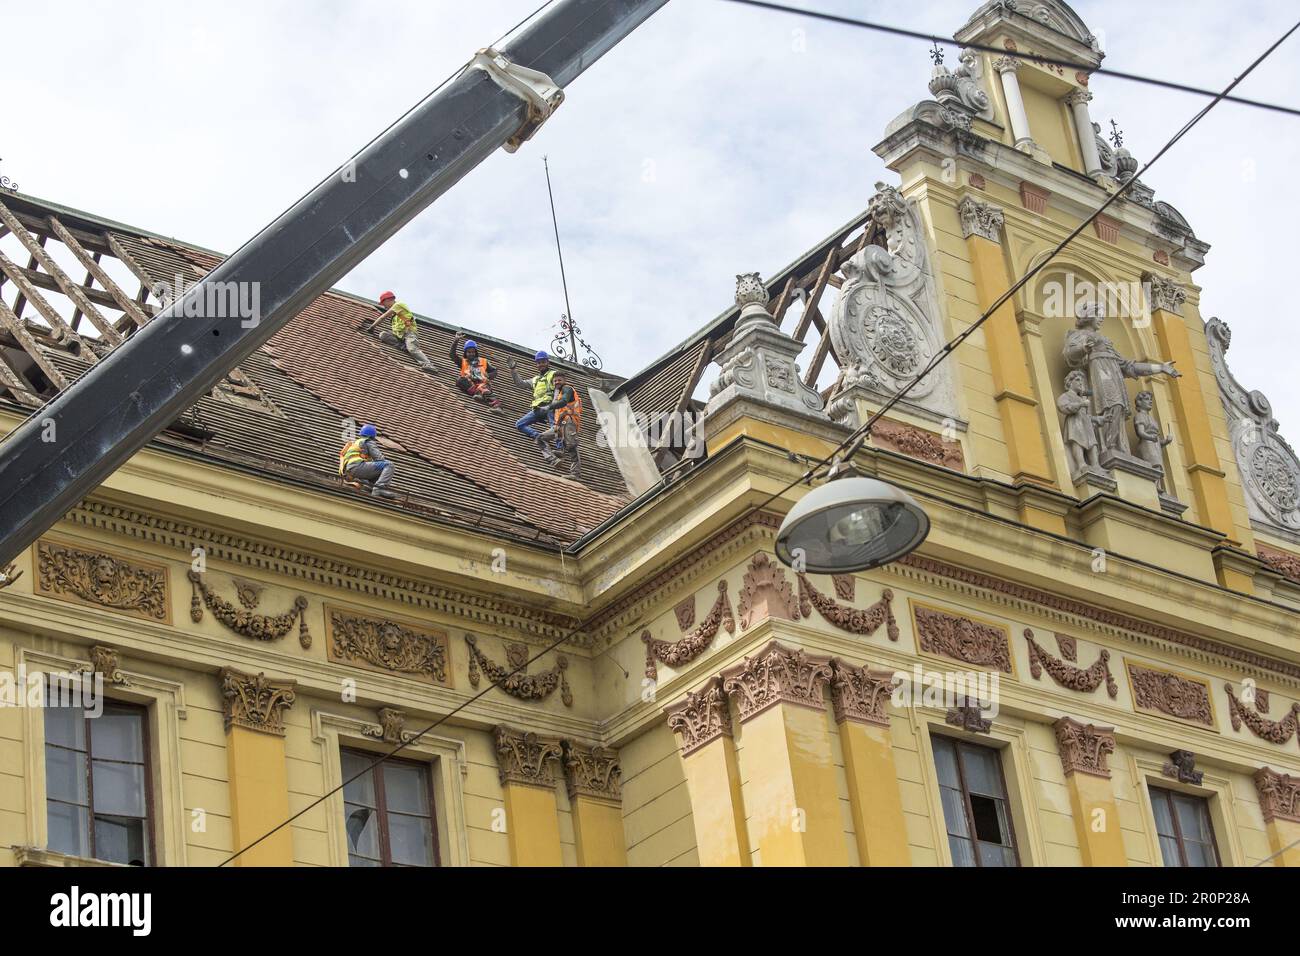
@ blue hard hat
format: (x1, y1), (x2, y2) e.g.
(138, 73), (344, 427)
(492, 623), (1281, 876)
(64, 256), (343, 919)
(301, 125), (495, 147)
(463, 339), (479, 351)
(359, 424), (378, 438)
(534, 351), (549, 362)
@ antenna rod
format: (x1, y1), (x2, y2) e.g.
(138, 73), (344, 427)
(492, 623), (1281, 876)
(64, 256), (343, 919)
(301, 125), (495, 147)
(542, 155), (578, 360)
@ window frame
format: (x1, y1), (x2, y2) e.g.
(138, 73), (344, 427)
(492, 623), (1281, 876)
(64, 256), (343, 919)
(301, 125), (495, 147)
(932, 733), (1021, 867)
(1148, 784), (1221, 868)
(341, 747), (439, 868)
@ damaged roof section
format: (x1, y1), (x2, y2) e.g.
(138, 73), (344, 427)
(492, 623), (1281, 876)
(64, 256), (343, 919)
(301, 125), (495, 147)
(0, 192), (642, 543)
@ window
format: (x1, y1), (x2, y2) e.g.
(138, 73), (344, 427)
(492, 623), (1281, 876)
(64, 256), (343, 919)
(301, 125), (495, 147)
(341, 749), (437, 866)
(44, 698), (153, 865)
(1150, 786), (1220, 867)
(933, 735), (1019, 867)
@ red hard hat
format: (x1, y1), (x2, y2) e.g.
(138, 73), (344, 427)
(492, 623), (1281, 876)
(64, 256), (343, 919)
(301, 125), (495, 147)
(378, 290), (396, 303)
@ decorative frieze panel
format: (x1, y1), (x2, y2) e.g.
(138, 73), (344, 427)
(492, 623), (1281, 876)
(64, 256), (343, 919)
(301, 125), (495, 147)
(914, 603), (1012, 673)
(870, 418), (965, 472)
(1024, 629), (1117, 698)
(1224, 683), (1299, 746)
(561, 739), (622, 803)
(1127, 662), (1214, 727)
(643, 581), (735, 680)
(738, 553), (800, 630)
(1162, 750), (1203, 786)
(493, 725), (562, 790)
(325, 607), (450, 686)
(220, 668), (296, 736)
(37, 540), (169, 622)
(1257, 544), (1300, 585)
(720, 641), (833, 722)
(829, 659), (896, 727)
(1053, 717), (1116, 779)
(798, 575), (899, 641)
(666, 679), (732, 757)
(189, 571), (310, 648)
(1254, 767), (1300, 824)
(465, 635), (572, 707)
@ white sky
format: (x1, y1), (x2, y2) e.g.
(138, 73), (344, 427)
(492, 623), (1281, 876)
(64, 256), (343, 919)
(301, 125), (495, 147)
(4, 1), (1298, 425)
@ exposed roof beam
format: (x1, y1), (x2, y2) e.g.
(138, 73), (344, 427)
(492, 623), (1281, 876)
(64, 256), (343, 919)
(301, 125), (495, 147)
(47, 216), (149, 328)
(0, 249), (97, 362)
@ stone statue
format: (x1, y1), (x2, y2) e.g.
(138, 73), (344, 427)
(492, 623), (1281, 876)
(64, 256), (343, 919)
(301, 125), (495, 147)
(1133, 390), (1174, 492)
(1058, 369), (1103, 477)
(1062, 303), (1179, 457)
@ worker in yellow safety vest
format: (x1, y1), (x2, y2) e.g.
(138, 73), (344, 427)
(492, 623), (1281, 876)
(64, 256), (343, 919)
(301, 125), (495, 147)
(508, 350), (557, 439)
(338, 424), (397, 499)
(373, 291), (436, 373)
(534, 369), (582, 466)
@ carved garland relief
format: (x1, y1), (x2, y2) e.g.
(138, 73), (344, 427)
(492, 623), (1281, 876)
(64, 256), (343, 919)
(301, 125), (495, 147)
(465, 634), (572, 707)
(326, 607), (450, 686)
(189, 571), (310, 648)
(1224, 683), (1299, 747)
(37, 540), (169, 622)
(1024, 629), (1117, 698)
(797, 574), (899, 641)
(643, 581), (735, 680)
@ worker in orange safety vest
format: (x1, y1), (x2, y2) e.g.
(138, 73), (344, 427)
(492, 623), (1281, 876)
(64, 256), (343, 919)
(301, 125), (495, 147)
(450, 334), (502, 411)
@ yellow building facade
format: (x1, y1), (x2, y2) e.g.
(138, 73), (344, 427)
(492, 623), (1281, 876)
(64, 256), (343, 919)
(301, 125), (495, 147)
(0, 0), (1297, 868)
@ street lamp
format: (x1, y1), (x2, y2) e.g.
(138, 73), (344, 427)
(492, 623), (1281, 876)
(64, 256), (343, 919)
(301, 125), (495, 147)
(775, 476), (930, 574)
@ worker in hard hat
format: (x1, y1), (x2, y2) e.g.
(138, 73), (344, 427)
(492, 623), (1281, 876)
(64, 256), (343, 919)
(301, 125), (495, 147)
(338, 424), (397, 499)
(373, 291), (436, 373)
(451, 334), (502, 410)
(508, 350), (558, 440)
(541, 369), (583, 473)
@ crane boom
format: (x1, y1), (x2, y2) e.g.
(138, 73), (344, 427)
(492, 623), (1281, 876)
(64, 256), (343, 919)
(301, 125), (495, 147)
(0, 0), (670, 567)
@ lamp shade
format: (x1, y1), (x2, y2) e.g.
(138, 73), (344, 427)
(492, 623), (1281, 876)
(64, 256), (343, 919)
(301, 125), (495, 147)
(775, 476), (929, 574)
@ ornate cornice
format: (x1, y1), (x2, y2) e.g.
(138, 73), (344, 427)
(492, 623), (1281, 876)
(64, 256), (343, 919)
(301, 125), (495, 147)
(326, 607), (450, 685)
(1254, 766), (1300, 824)
(720, 641), (833, 722)
(958, 196), (1005, 242)
(560, 739), (622, 803)
(1024, 628), (1117, 698)
(666, 679), (732, 756)
(914, 604), (1012, 673)
(493, 725), (562, 789)
(465, 635), (572, 707)
(1224, 683), (1299, 746)
(829, 659), (896, 727)
(188, 571), (311, 648)
(798, 575), (899, 641)
(220, 668), (296, 736)
(643, 581), (735, 680)
(1162, 750), (1203, 785)
(1128, 663), (1214, 727)
(37, 540), (168, 622)
(1053, 717), (1116, 779)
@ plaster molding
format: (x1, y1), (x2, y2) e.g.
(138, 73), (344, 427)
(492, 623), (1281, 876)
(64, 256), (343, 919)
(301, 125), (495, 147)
(189, 570), (311, 648)
(1224, 682), (1299, 746)
(665, 679), (732, 756)
(720, 640), (833, 722)
(797, 574), (899, 641)
(642, 580), (735, 680)
(35, 538), (169, 623)
(958, 196), (1005, 242)
(1162, 750), (1204, 785)
(1126, 661), (1214, 728)
(913, 602), (1013, 673)
(1254, 766), (1300, 824)
(1023, 628), (1117, 698)
(829, 658), (896, 727)
(493, 724), (563, 790)
(325, 605), (450, 686)
(220, 667), (296, 736)
(465, 634), (572, 707)
(560, 739), (622, 803)
(1053, 716), (1116, 779)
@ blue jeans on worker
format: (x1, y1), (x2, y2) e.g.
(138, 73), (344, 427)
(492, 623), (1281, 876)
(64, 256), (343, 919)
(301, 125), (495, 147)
(515, 406), (551, 439)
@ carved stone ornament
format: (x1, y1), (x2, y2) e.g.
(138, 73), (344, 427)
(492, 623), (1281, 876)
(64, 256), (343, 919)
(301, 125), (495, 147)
(914, 605), (1012, 673)
(1053, 716), (1116, 779)
(832, 574), (855, 602)
(465, 634), (572, 707)
(229, 576), (264, 609)
(493, 725), (562, 790)
(1224, 682), (1299, 746)
(86, 645), (128, 687)
(1056, 634), (1078, 661)
(828, 183), (959, 425)
(797, 574), (899, 641)
(0, 562), (22, 590)
(927, 47), (995, 121)
(674, 596), (696, 632)
(220, 668), (296, 736)
(1206, 316), (1300, 533)
(1254, 766), (1300, 824)
(1024, 628), (1117, 698)
(189, 571), (310, 648)
(829, 659), (897, 727)
(327, 608), (449, 685)
(720, 641), (833, 723)
(363, 707), (418, 745)
(707, 273), (826, 418)
(666, 679), (732, 757)
(958, 196), (1005, 242)
(643, 580), (735, 680)
(561, 739), (622, 803)
(945, 704), (992, 734)
(870, 418), (965, 471)
(1144, 274), (1186, 316)
(738, 552), (800, 630)
(1162, 750), (1204, 786)
(1128, 663), (1213, 726)
(1258, 544), (1300, 584)
(37, 541), (167, 621)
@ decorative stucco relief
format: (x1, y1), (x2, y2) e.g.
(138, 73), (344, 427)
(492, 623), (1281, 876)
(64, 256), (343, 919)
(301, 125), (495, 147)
(1224, 683), (1299, 746)
(643, 580), (735, 680)
(1127, 662), (1214, 727)
(363, 707), (419, 745)
(829, 659), (896, 727)
(797, 574), (899, 641)
(738, 553), (800, 629)
(221, 668), (295, 736)
(561, 739), (622, 803)
(86, 645), (128, 687)
(37, 541), (168, 622)
(189, 571), (310, 648)
(914, 604), (1012, 673)
(666, 679), (732, 756)
(1024, 628), (1117, 698)
(720, 641), (833, 722)
(1162, 750), (1203, 786)
(1053, 717), (1116, 779)
(1255, 767), (1300, 824)
(493, 725), (562, 789)
(465, 634), (572, 707)
(326, 608), (450, 686)
(870, 418), (965, 471)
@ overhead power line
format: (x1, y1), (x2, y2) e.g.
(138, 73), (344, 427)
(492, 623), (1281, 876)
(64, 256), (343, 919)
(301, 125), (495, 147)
(221, 7), (1299, 867)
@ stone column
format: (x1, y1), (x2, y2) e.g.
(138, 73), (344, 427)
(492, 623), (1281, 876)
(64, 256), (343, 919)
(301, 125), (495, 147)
(666, 679), (751, 866)
(994, 57), (1033, 151)
(560, 739), (627, 867)
(1254, 767), (1300, 867)
(829, 659), (911, 865)
(720, 641), (849, 866)
(221, 668), (296, 867)
(493, 725), (565, 866)
(1053, 717), (1128, 866)
(1066, 90), (1104, 177)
